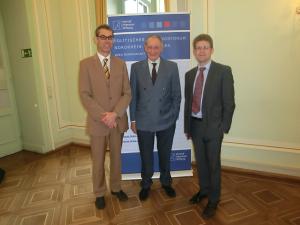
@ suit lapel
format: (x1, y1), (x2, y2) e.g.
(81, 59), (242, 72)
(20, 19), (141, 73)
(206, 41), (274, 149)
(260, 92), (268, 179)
(92, 54), (104, 78)
(110, 56), (118, 83)
(156, 58), (170, 86)
(202, 61), (217, 109)
(141, 60), (153, 87)
(92, 54), (110, 89)
(187, 66), (198, 105)
(157, 58), (165, 81)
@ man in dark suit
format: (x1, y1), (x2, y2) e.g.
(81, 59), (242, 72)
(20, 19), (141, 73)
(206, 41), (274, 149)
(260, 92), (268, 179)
(79, 24), (131, 209)
(130, 35), (181, 201)
(184, 34), (235, 218)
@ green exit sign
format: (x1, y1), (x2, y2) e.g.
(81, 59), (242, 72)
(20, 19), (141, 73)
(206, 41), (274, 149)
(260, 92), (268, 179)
(21, 48), (32, 58)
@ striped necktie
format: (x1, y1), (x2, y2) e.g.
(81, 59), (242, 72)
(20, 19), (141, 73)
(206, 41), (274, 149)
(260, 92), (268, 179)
(103, 58), (110, 79)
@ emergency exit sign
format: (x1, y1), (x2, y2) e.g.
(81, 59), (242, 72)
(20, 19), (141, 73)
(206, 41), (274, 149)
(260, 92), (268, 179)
(21, 48), (32, 58)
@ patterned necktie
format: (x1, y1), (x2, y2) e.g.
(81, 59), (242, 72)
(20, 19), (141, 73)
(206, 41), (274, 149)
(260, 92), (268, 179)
(152, 63), (157, 85)
(192, 67), (206, 113)
(103, 58), (110, 79)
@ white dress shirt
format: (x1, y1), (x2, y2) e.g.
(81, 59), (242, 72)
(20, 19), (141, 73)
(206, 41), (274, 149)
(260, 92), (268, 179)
(97, 52), (111, 71)
(148, 58), (160, 78)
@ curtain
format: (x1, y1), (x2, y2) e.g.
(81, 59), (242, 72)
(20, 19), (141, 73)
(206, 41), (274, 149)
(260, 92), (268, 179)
(164, 0), (170, 12)
(95, 0), (107, 25)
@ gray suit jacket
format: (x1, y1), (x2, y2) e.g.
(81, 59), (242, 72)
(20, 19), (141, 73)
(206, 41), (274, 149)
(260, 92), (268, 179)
(184, 61), (235, 137)
(130, 58), (181, 132)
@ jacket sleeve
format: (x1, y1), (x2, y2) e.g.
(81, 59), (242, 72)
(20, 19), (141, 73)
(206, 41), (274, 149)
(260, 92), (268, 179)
(184, 72), (189, 134)
(171, 63), (182, 120)
(222, 66), (235, 133)
(112, 62), (132, 118)
(129, 64), (137, 121)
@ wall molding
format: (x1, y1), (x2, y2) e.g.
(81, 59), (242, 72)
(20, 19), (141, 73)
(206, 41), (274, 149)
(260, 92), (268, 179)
(47, 135), (300, 178)
(0, 147), (20, 158)
(53, 125), (300, 154)
(222, 157), (300, 178)
(23, 142), (46, 153)
(223, 139), (300, 153)
(18, 142), (300, 180)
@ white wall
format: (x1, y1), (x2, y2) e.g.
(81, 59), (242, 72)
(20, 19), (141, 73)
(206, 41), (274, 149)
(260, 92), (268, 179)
(188, 0), (300, 176)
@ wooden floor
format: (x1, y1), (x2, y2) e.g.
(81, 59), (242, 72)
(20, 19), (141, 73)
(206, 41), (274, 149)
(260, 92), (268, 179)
(0, 145), (300, 225)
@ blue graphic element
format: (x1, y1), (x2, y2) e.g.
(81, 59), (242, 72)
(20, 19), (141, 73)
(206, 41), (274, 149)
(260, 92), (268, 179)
(108, 14), (190, 32)
(156, 21), (163, 28)
(121, 150), (192, 174)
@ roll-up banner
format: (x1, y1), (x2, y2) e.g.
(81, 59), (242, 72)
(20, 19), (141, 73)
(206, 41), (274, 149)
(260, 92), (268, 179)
(108, 13), (192, 179)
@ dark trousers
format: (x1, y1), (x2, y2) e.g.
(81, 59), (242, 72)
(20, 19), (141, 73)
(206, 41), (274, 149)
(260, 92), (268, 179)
(137, 123), (176, 189)
(191, 118), (223, 203)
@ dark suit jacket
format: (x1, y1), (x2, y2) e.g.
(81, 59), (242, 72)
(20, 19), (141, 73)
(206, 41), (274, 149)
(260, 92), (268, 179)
(79, 54), (131, 136)
(184, 61), (235, 137)
(130, 58), (181, 132)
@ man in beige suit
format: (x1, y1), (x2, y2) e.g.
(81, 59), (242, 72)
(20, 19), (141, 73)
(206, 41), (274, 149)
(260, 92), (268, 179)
(79, 24), (131, 209)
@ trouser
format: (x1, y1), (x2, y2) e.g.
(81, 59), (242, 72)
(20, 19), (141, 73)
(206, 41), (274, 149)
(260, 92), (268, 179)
(137, 124), (176, 188)
(90, 128), (123, 197)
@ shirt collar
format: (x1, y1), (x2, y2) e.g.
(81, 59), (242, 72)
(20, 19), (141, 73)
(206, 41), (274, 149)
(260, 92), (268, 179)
(198, 60), (212, 71)
(97, 52), (111, 62)
(148, 57), (160, 64)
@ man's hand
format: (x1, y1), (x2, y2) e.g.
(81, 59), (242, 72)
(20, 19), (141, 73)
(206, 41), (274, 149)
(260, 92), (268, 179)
(131, 121), (137, 134)
(101, 112), (117, 129)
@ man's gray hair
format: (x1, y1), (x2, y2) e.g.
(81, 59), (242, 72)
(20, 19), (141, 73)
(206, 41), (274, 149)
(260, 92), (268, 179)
(144, 34), (163, 46)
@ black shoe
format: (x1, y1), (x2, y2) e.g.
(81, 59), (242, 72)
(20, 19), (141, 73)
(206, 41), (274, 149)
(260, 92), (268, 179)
(139, 188), (150, 201)
(111, 190), (128, 201)
(202, 202), (218, 219)
(189, 191), (207, 204)
(95, 196), (105, 209)
(162, 185), (176, 198)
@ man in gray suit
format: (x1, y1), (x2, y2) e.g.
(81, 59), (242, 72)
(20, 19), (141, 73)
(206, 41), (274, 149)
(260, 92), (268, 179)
(130, 35), (181, 201)
(184, 34), (235, 218)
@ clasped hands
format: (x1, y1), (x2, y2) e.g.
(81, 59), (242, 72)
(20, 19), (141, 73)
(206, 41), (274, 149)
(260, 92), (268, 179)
(101, 112), (117, 129)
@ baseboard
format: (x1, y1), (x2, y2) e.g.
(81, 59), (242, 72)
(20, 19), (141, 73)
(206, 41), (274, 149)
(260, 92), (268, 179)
(22, 142), (46, 153)
(0, 146), (21, 158)
(221, 157), (300, 178)
(221, 165), (300, 183)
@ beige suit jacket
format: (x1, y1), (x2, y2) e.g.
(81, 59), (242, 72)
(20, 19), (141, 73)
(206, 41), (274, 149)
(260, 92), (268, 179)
(79, 54), (131, 136)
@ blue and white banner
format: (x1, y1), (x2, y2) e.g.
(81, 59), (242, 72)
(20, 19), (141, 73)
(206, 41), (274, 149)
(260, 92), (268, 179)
(108, 13), (192, 179)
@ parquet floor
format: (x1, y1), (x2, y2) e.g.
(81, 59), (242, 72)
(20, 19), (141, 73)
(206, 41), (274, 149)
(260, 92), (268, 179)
(0, 145), (299, 225)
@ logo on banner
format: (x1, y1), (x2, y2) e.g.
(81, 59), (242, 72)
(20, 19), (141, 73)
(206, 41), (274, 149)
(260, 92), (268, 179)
(112, 21), (122, 30)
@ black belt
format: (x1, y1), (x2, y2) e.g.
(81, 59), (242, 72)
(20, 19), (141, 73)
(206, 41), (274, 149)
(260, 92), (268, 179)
(191, 116), (203, 121)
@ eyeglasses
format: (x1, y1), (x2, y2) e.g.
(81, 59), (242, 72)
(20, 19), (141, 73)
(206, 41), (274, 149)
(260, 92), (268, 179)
(195, 46), (211, 50)
(96, 35), (114, 40)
